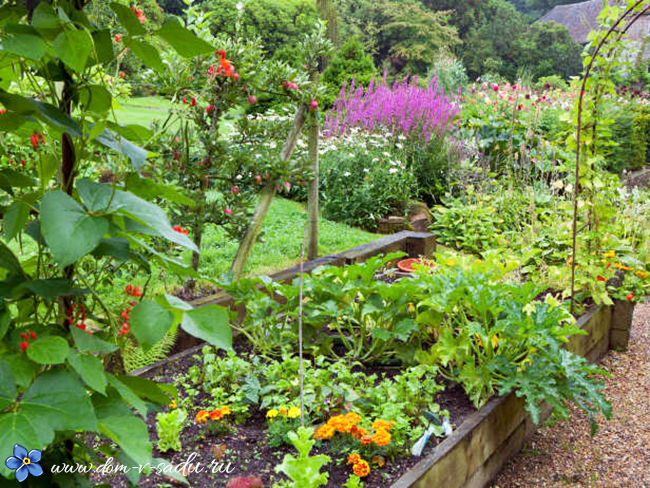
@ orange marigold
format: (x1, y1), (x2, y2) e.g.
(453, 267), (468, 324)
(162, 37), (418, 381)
(353, 459), (370, 478)
(209, 409), (224, 420)
(347, 453), (361, 465)
(316, 424), (335, 440)
(328, 414), (352, 433)
(372, 429), (391, 447)
(360, 435), (373, 446)
(196, 410), (210, 423)
(345, 411), (362, 425)
(372, 419), (393, 432)
(350, 425), (367, 439)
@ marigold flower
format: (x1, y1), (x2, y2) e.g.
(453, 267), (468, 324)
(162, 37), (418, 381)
(328, 415), (352, 433)
(345, 411), (362, 425)
(360, 435), (373, 446)
(279, 407), (288, 417)
(315, 424), (335, 440)
(353, 459), (370, 477)
(196, 410), (210, 423)
(209, 409), (224, 420)
(221, 406), (231, 415)
(347, 453), (361, 465)
(266, 409), (279, 419)
(635, 271), (648, 278)
(372, 419), (393, 432)
(603, 250), (616, 258)
(446, 259), (455, 266)
(372, 455), (386, 467)
(287, 407), (301, 419)
(597, 276), (607, 282)
(372, 429), (391, 447)
(169, 399), (177, 409)
(350, 425), (367, 439)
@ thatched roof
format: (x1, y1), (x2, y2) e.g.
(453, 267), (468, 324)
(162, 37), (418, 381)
(538, 0), (610, 44)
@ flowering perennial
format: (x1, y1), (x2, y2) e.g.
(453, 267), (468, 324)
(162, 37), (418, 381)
(324, 72), (459, 145)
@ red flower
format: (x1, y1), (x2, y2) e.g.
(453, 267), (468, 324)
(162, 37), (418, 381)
(218, 49), (234, 77)
(126, 284), (134, 295)
(207, 65), (215, 77)
(133, 286), (143, 297)
(182, 97), (187, 104)
(224, 208), (233, 217)
(30, 133), (42, 150)
(597, 276), (607, 282)
(76, 323), (86, 331)
(626, 292), (634, 301)
(30, 331), (37, 340)
(231, 186), (240, 195)
(173, 225), (189, 235)
(190, 97), (197, 107)
(492, 84), (499, 92)
(19, 341), (29, 352)
(0, 109), (6, 114)
(119, 71), (125, 79)
(121, 310), (130, 320)
(114, 34), (122, 43)
(605, 262), (612, 269)
(206, 104), (215, 115)
(20, 333), (28, 340)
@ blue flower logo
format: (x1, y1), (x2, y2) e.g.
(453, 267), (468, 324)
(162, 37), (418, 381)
(5, 444), (43, 482)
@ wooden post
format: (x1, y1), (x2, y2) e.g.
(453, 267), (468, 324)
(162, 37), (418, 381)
(230, 104), (308, 279)
(307, 109), (319, 260)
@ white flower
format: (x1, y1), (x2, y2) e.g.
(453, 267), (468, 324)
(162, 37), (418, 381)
(396, 143), (403, 149)
(363, 168), (370, 173)
(389, 168), (398, 174)
(344, 171), (351, 177)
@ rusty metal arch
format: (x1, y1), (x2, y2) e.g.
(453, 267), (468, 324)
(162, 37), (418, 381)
(570, 0), (650, 312)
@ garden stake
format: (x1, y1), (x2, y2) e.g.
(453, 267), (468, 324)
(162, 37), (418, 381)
(297, 223), (309, 428)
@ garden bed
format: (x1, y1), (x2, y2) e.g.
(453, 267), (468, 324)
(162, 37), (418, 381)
(388, 303), (630, 488)
(138, 231), (437, 367)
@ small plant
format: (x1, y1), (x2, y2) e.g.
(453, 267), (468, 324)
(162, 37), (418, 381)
(272, 427), (331, 488)
(266, 406), (302, 447)
(196, 406), (233, 436)
(344, 474), (365, 488)
(156, 408), (188, 453)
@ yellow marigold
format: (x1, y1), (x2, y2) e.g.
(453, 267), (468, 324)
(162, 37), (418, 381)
(266, 409), (279, 419)
(372, 429), (391, 447)
(490, 334), (500, 348)
(345, 411), (362, 426)
(328, 414), (352, 433)
(360, 435), (373, 446)
(221, 406), (231, 415)
(603, 250), (616, 258)
(209, 409), (224, 420)
(353, 459), (370, 478)
(288, 407), (301, 419)
(347, 453), (361, 465)
(196, 410), (210, 423)
(279, 407), (288, 417)
(316, 424), (335, 440)
(350, 425), (367, 439)
(371, 419), (393, 432)
(169, 399), (177, 409)
(614, 263), (633, 271)
(372, 455), (386, 467)
(446, 259), (455, 267)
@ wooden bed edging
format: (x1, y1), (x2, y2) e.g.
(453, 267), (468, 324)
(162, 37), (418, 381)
(389, 304), (630, 488)
(129, 231), (436, 376)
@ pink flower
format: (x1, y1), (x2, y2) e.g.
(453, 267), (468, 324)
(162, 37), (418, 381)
(310, 100), (319, 109)
(224, 208), (233, 217)
(231, 186), (240, 195)
(248, 95), (257, 104)
(206, 104), (214, 115)
(492, 84), (499, 92)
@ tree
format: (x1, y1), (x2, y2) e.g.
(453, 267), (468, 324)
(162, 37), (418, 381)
(521, 21), (583, 79)
(322, 37), (376, 106)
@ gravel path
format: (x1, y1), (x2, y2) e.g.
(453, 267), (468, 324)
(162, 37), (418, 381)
(492, 301), (650, 488)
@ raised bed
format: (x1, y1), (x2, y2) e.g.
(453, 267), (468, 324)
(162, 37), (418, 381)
(388, 303), (633, 488)
(131, 231), (436, 376)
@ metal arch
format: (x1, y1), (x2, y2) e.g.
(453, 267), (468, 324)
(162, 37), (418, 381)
(570, 1), (650, 313)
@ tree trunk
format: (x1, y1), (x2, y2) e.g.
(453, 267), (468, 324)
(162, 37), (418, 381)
(230, 104), (308, 279)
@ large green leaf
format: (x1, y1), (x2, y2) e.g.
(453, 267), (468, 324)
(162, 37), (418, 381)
(31, 2), (60, 32)
(94, 129), (148, 169)
(107, 375), (147, 418)
(116, 375), (174, 405)
(91, 28), (114, 65)
(124, 37), (165, 73)
(53, 28), (94, 73)
(129, 300), (174, 350)
(3, 201), (29, 241)
(26, 336), (70, 364)
(40, 191), (108, 267)
(1, 25), (47, 60)
(156, 19), (214, 58)
(0, 168), (36, 193)
(91, 237), (130, 261)
(2, 354), (35, 388)
(110, 2), (146, 37)
(68, 350), (107, 395)
(93, 396), (152, 466)
(0, 359), (16, 411)
(76, 179), (197, 251)
(78, 84), (112, 113)
(0, 241), (25, 277)
(21, 370), (98, 432)
(126, 173), (195, 207)
(71, 326), (118, 354)
(181, 305), (232, 351)
(0, 412), (53, 479)
(21, 278), (88, 299)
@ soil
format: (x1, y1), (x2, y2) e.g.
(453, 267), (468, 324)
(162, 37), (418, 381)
(92, 336), (476, 488)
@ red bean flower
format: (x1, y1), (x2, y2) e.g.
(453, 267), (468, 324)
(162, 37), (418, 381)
(626, 292), (634, 301)
(19, 341), (29, 352)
